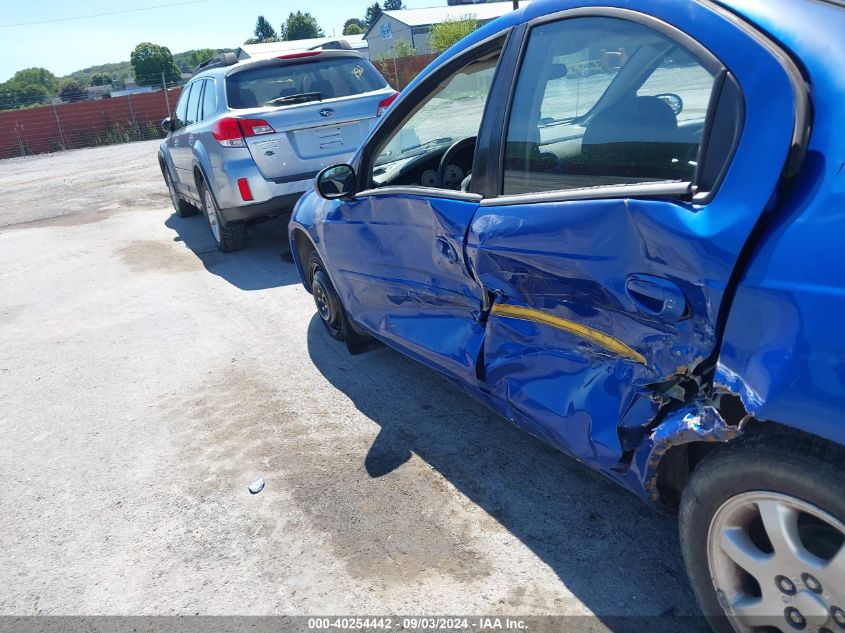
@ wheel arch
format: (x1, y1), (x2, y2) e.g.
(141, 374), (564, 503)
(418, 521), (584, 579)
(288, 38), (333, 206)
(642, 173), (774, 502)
(652, 418), (844, 511)
(290, 227), (317, 293)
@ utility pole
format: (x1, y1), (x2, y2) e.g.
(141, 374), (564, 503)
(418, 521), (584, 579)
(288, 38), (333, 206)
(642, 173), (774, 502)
(513, 0), (519, 8)
(161, 71), (171, 118)
(51, 102), (68, 150)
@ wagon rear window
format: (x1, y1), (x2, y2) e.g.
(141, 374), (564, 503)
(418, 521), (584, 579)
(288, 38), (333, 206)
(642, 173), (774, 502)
(227, 58), (387, 109)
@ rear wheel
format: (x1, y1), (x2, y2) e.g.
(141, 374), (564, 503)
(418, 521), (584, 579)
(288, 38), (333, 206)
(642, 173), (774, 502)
(199, 180), (245, 253)
(679, 431), (845, 633)
(308, 251), (349, 341)
(164, 167), (198, 217)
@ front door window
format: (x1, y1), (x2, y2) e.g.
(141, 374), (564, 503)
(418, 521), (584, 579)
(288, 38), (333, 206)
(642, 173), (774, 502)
(371, 51), (500, 190)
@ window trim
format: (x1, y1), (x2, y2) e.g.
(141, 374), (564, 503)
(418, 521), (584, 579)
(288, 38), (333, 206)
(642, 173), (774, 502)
(479, 180), (693, 207)
(357, 186), (483, 202)
(492, 7), (734, 205)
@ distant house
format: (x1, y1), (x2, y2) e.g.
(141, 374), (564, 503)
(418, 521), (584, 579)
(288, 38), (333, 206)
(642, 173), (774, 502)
(364, 2), (529, 59)
(110, 80), (154, 98)
(85, 85), (112, 100)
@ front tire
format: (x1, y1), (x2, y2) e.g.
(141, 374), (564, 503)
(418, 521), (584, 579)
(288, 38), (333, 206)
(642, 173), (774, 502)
(199, 180), (245, 253)
(679, 430), (845, 633)
(308, 251), (350, 341)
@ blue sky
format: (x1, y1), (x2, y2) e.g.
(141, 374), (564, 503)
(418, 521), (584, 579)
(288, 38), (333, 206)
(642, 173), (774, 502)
(0, 0), (439, 81)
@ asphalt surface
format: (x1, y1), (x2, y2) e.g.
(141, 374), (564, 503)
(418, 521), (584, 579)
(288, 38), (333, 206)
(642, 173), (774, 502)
(0, 141), (707, 627)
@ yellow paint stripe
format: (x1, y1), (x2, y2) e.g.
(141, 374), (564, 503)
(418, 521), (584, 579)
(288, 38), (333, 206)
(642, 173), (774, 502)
(490, 304), (647, 365)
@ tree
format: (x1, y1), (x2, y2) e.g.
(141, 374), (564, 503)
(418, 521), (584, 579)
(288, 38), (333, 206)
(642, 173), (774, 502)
(280, 11), (324, 41)
(188, 48), (219, 68)
(343, 18), (367, 35)
(0, 81), (49, 110)
(429, 15), (480, 53)
(59, 79), (86, 102)
(253, 15), (278, 42)
(129, 42), (182, 87)
(383, 0), (405, 9)
(364, 3), (382, 28)
(393, 40), (417, 58)
(11, 68), (58, 95)
(89, 72), (112, 86)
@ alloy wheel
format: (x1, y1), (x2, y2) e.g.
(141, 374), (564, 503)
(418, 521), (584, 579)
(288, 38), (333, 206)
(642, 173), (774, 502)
(708, 491), (845, 632)
(203, 188), (221, 243)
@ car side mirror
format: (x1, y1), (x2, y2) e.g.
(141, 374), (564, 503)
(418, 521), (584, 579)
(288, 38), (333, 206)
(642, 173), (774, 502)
(655, 93), (684, 116)
(161, 117), (173, 133)
(316, 164), (357, 200)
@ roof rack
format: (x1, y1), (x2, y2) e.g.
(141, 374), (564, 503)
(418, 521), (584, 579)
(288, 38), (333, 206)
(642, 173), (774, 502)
(192, 52), (239, 76)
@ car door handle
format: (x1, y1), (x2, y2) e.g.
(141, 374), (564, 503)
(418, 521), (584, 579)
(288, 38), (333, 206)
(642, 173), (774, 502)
(436, 237), (459, 263)
(625, 275), (687, 321)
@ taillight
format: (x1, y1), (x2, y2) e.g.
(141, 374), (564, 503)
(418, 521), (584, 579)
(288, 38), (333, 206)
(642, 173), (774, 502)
(239, 119), (275, 137)
(211, 117), (246, 147)
(211, 117), (275, 147)
(377, 92), (400, 117)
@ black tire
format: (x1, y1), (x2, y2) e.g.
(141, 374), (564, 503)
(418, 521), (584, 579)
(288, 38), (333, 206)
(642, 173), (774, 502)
(308, 250), (350, 341)
(198, 180), (246, 253)
(679, 429), (845, 633)
(163, 165), (198, 218)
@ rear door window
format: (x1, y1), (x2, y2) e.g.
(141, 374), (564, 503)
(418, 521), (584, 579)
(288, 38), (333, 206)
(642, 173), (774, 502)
(226, 57), (387, 109)
(636, 48), (714, 122)
(503, 17), (718, 195)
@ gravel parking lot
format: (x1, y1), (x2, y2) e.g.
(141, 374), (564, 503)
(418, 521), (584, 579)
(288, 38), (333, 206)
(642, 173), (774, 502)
(0, 141), (706, 627)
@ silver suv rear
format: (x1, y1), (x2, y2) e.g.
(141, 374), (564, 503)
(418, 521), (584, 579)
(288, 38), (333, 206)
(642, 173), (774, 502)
(157, 48), (397, 251)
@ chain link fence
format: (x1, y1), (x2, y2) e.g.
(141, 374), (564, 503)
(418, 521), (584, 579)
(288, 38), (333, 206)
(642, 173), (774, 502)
(372, 54), (438, 91)
(0, 87), (182, 159)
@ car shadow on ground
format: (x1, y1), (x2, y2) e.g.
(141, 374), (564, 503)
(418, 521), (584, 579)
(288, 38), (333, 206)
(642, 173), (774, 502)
(306, 316), (709, 632)
(165, 212), (301, 291)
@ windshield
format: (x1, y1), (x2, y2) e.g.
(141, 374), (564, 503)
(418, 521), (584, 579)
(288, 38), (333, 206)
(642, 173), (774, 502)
(226, 57), (387, 110)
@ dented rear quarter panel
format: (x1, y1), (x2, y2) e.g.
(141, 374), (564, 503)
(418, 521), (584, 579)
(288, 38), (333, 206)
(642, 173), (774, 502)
(714, 0), (845, 449)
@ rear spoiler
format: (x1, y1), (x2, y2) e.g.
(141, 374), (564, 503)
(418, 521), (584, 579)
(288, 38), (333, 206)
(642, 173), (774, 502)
(307, 40), (353, 51)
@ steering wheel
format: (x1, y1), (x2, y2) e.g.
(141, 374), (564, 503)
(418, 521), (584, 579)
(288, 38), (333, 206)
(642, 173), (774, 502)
(436, 136), (477, 190)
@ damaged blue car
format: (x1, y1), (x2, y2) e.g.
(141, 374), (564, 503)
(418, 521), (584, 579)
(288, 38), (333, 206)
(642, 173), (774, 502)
(290, 0), (845, 629)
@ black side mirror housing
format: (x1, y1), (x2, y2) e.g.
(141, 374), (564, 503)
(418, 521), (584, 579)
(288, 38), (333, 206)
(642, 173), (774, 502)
(161, 117), (173, 133)
(316, 164), (357, 200)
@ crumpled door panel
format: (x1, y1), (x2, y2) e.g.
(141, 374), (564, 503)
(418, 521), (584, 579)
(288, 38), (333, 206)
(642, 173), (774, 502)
(482, 313), (661, 468)
(467, 196), (763, 467)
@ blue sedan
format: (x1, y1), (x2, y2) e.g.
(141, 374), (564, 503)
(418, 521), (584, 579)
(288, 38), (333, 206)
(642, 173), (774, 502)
(290, 0), (845, 629)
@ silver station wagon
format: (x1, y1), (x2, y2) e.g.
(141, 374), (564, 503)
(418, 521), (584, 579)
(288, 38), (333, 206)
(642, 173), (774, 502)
(157, 47), (397, 251)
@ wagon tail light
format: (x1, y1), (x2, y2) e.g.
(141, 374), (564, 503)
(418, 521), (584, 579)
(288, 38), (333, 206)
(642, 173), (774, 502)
(377, 92), (400, 117)
(211, 117), (276, 148)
